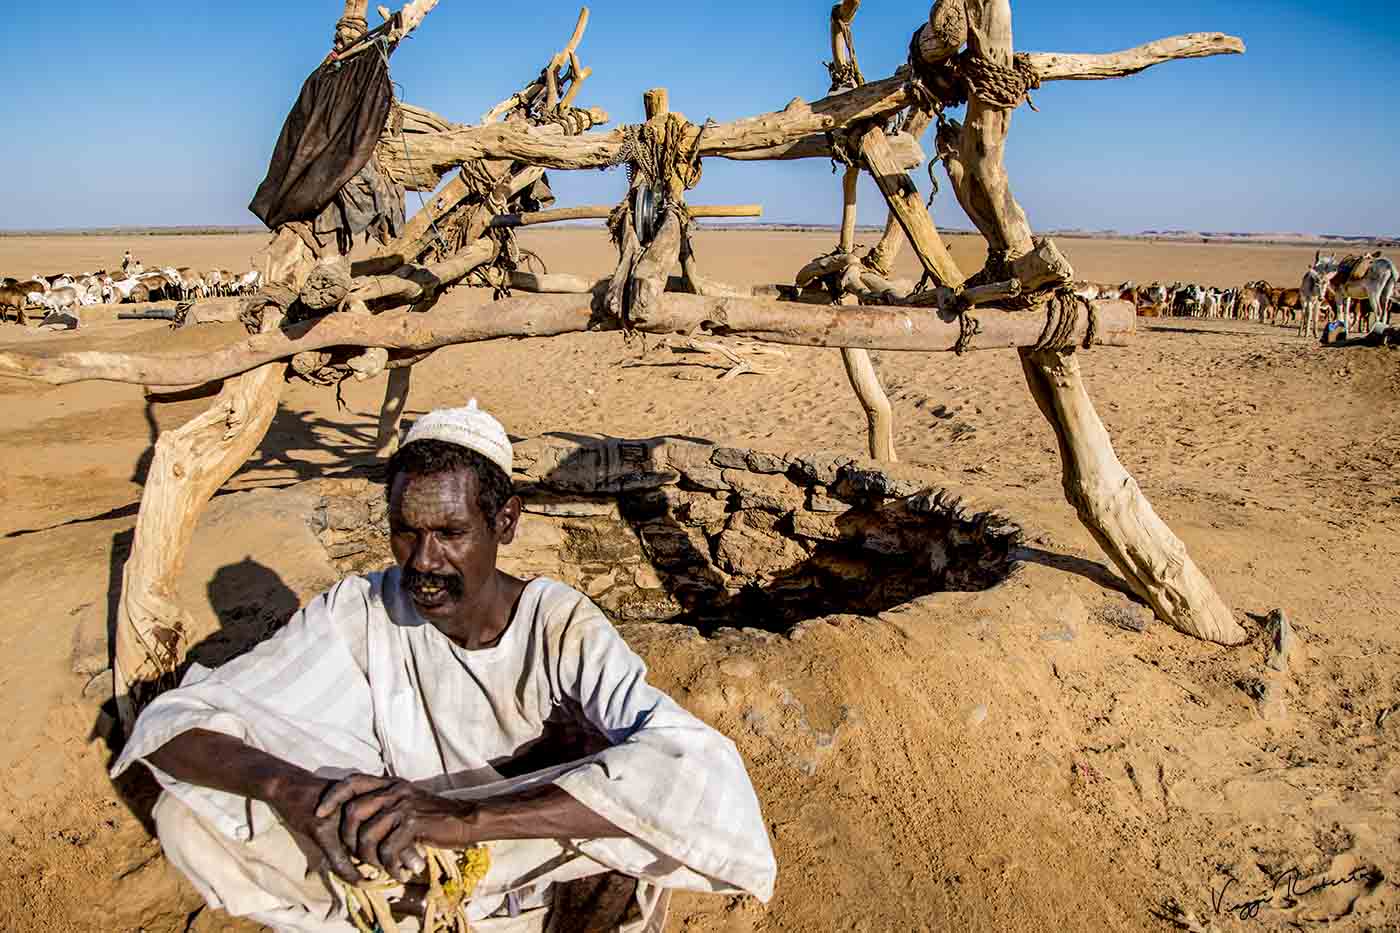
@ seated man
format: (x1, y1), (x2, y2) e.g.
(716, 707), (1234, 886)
(113, 401), (776, 932)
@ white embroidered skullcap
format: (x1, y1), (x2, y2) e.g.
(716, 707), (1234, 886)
(402, 399), (512, 475)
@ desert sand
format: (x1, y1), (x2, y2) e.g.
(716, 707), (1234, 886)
(0, 231), (1396, 931)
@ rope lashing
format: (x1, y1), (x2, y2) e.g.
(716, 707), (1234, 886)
(1033, 289), (1099, 353)
(953, 301), (982, 355)
(542, 105), (598, 135)
(904, 29), (966, 114)
(825, 13), (865, 92)
(605, 115), (705, 250)
(959, 50), (1042, 112)
(903, 30), (1042, 114)
(335, 14), (370, 50)
(607, 114), (705, 203)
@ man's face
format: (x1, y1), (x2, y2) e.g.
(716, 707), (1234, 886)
(388, 468), (519, 625)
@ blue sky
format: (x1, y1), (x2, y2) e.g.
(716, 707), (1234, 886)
(2, 1), (1397, 234)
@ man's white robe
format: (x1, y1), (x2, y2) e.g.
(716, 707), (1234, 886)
(113, 571), (776, 930)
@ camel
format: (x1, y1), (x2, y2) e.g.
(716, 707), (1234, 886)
(1314, 251), (1396, 335)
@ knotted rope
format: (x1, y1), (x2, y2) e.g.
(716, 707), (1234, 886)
(335, 15), (370, 50)
(825, 14), (865, 92)
(953, 301), (983, 355)
(606, 114), (704, 253)
(959, 51), (1042, 111)
(1033, 289), (1099, 353)
(904, 31), (1043, 114)
(608, 114), (705, 205)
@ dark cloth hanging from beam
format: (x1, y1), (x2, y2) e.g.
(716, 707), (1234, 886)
(249, 52), (394, 231)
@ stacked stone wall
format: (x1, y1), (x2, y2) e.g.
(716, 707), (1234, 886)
(306, 436), (1024, 633)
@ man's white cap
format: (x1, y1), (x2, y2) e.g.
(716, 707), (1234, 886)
(402, 399), (512, 475)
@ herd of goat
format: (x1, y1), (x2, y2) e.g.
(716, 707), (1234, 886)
(1078, 251), (1397, 336)
(1076, 280), (1306, 324)
(0, 265), (261, 324)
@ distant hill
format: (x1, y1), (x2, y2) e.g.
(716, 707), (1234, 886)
(0, 226), (264, 237)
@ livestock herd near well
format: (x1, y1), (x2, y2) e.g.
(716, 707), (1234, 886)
(0, 248), (1394, 341)
(0, 256), (261, 326)
(1077, 250), (1397, 339)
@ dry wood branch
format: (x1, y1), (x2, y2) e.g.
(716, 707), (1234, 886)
(681, 338), (786, 381)
(491, 203), (762, 228)
(723, 130), (924, 169)
(560, 63), (591, 109)
(0, 297), (1135, 388)
(381, 109), (600, 192)
(376, 366), (413, 457)
(478, 8), (591, 125)
(830, 0), (864, 87)
(351, 238), (498, 304)
(508, 271), (599, 294)
(375, 161), (542, 267)
(1023, 33), (1244, 81)
(113, 315), (288, 728)
(860, 126), (965, 288)
(382, 29), (1242, 179)
(824, 5), (896, 464)
(331, 0), (439, 61)
(944, 0), (1035, 262)
(550, 8), (590, 75)
(384, 74), (914, 175)
(861, 110), (931, 276)
(1019, 348), (1246, 644)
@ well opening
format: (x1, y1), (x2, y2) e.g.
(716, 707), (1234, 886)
(312, 435), (1023, 635)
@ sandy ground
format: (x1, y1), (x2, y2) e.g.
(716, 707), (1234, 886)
(0, 232), (1397, 932)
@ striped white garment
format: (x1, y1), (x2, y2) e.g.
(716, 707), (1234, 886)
(112, 571), (776, 921)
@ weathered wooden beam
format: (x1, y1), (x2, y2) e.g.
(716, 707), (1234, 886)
(860, 125), (965, 289)
(1019, 348), (1247, 644)
(377, 74), (915, 176)
(113, 305), (292, 730)
(1022, 33), (1244, 81)
(330, 0), (439, 61)
(349, 238), (499, 304)
(723, 129), (924, 169)
(0, 296), (1135, 387)
(937, 0), (1247, 647)
(490, 203), (762, 228)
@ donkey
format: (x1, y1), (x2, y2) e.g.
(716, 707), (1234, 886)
(1298, 263), (1333, 339)
(1315, 251), (1396, 334)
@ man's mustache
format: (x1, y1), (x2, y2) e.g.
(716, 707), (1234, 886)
(403, 567), (464, 599)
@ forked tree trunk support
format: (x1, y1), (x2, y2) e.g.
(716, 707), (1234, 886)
(113, 314), (290, 729)
(889, 0), (1247, 645)
(1019, 349), (1246, 643)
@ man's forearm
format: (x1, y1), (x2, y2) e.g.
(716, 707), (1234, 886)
(148, 729), (367, 883)
(145, 728), (320, 804)
(148, 733), (623, 852)
(458, 784), (625, 846)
